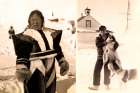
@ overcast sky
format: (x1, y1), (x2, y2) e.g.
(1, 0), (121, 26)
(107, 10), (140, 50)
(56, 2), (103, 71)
(0, 0), (76, 32)
(77, 0), (140, 34)
(0, 0), (140, 34)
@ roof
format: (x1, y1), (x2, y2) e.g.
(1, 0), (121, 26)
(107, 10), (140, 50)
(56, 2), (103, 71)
(77, 16), (86, 22)
(48, 18), (59, 22)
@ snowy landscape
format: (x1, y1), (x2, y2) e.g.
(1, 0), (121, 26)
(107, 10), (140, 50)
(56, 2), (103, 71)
(76, 0), (140, 92)
(1, 0), (140, 93)
(76, 31), (140, 93)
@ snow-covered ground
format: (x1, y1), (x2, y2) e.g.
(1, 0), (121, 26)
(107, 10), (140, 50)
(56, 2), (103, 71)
(76, 32), (140, 93)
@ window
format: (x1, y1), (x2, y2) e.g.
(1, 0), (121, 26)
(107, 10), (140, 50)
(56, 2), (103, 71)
(86, 20), (91, 28)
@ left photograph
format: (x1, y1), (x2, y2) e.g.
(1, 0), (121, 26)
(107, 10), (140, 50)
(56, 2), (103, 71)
(0, 0), (76, 93)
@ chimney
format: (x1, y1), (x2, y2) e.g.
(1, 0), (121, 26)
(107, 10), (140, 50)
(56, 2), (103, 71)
(85, 7), (91, 16)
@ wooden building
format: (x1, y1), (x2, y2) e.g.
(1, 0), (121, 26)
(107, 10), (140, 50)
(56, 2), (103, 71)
(77, 8), (100, 32)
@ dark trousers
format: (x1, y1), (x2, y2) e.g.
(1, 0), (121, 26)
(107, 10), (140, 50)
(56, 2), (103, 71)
(45, 77), (56, 93)
(93, 57), (110, 86)
(27, 69), (46, 93)
(26, 69), (56, 93)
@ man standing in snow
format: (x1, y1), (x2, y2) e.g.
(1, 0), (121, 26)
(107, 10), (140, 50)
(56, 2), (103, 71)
(89, 25), (119, 90)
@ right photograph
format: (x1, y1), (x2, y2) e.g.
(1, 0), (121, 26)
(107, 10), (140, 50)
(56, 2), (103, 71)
(76, 0), (140, 93)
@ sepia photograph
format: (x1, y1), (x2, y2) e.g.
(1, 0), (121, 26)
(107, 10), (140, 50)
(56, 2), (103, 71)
(77, 0), (140, 93)
(0, 0), (76, 93)
(1, 0), (140, 93)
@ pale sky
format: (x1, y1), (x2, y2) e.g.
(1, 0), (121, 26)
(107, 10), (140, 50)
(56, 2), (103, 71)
(1, 0), (140, 33)
(0, 0), (77, 32)
(77, 0), (140, 34)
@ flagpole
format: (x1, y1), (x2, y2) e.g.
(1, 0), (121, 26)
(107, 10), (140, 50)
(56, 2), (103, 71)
(126, 0), (130, 32)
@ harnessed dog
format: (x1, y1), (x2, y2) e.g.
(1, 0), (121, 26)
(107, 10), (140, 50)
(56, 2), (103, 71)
(103, 35), (137, 87)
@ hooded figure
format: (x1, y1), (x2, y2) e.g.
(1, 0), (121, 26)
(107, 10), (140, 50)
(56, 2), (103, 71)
(9, 10), (69, 93)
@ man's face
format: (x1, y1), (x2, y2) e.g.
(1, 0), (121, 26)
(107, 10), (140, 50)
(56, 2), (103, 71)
(29, 14), (43, 30)
(100, 30), (105, 36)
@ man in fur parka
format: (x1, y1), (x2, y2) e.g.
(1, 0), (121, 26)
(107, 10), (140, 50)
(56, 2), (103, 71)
(9, 10), (69, 93)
